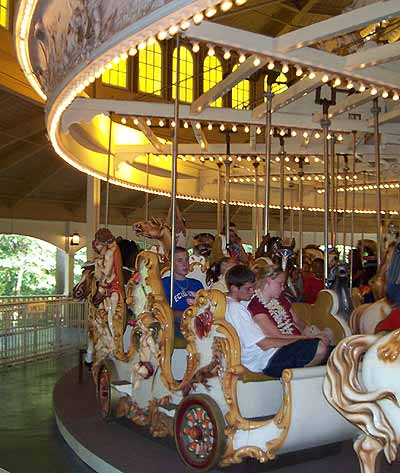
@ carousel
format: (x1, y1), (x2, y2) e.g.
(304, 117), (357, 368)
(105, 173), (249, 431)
(14, 0), (400, 472)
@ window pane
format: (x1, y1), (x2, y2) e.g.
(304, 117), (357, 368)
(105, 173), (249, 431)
(232, 64), (250, 110)
(102, 59), (128, 89)
(138, 41), (162, 95)
(264, 72), (288, 98)
(172, 46), (193, 103)
(203, 56), (222, 107)
(0, 0), (9, 29)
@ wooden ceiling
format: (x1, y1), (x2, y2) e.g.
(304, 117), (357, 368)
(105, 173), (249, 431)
(0, 0), (387, 232)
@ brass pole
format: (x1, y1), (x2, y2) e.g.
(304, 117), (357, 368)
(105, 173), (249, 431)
(372, 97), (382, 266)
(263, 83), (274, 234)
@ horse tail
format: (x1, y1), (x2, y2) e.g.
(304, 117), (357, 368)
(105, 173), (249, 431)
(323, 334), (398, 464)
(349, 303), (369, 334)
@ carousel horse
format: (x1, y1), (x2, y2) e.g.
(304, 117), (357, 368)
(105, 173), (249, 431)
(132, 217), (172, 261)
(349, 243), (397, 334)
(73, 235), (140, 364)
(192, 232), (215, 259)
(323, 329), (400, 473)
(329, 263), (353, 321)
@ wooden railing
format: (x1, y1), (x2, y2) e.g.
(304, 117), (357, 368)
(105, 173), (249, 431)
(0, 296), (88, 367)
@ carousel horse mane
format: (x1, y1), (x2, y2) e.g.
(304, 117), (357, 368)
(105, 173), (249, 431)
(324, 331), (400, 471)
(73, 262), (95, 301)
(132, 217), (172, 260)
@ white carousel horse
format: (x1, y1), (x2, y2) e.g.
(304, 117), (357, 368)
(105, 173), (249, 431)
(323, 330), (400, 473)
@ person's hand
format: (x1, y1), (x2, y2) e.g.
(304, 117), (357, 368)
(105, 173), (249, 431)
(186, 297), (195, 306)
(316, 333), (330, 345)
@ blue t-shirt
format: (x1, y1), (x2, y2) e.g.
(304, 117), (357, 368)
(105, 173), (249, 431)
(162, 276), (204, 312)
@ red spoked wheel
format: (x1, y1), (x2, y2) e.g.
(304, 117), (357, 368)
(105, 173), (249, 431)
(174, 394), (226, 472)
(97, 364), (111, 420)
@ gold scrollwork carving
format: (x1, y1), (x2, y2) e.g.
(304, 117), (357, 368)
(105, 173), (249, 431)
(378, 329), (400, 363)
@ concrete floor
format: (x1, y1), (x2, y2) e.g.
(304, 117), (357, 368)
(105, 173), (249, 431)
(0, 355), (398, 473)
(0, 355), (93, 473)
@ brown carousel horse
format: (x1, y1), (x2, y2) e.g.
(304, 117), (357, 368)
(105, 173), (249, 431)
(132, 217), (172, 261)
(349, 243), (395, 334)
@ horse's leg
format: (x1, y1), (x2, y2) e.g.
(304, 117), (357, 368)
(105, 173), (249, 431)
(354, 433), (383, 473)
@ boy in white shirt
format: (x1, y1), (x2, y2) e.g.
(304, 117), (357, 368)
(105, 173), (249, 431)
(225, 265), (327, 377)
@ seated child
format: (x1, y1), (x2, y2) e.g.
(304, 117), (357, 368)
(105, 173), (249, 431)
(225, 265), (330, 378)
(303, 258), (324, 304)
(162, 247), (203, 336)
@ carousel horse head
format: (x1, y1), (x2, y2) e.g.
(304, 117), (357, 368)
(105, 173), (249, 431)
(276, 238), (296, 272)
(192, 232), (215, 258)
(132, 217), (172, 259)
(329, 262), (353, 320)
(302, 245), (324, 273)
(324, 330), (400, 473)
(73, 261), (95, 301)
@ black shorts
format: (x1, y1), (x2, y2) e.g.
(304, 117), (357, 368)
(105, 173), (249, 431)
(263, 338), (320, 378)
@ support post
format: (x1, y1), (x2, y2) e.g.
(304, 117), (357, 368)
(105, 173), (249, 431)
(170, 36), (180, 305)
(330, 136), (336, 248)
(342, 154), (349, 259)
(279, 137), (285, 238)
(217, 163), (223, 233)
(315, 86), (335, 287)
(298, 160), (304, 269)
(253, 162), (260, 250)
(105, 112), (113, 228)
(225, 132), (231, 248)
(86, 175), (101, 259)
(263, 82), (274, 235)
(372, 97), (382, 266)
(350, 132), (357, 289)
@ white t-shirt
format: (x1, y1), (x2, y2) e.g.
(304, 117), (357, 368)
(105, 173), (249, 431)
(225, 297), (277, 372)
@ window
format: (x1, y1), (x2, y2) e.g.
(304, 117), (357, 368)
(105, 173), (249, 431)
(264, 72), (288, 97)
(203, 55), (223, 107)
(102, 59), (127, 88)
(231, 64), (250, 110)
(172, 46), (193, 103)
(138, 41), (162, 95)
(0, 0), (9, 29)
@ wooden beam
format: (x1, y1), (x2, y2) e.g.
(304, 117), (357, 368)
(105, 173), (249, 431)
(13, 164), (66, 207)
(368, 106), (400, 126)
(344, 41), (400, 71)
(0, 142), (50, 173)
(0, 115), (45, 152)
(190, 55), (267, 114)
(277, 0), (320, 36)
(312, 90), (373, 122)
(252, 75), (322, 119)
(191, 121), (208, 151)
(136, 117), (163, 153)
(275, 0), (400, 51)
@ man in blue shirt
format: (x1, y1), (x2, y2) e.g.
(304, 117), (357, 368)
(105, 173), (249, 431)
(162, 247), (204, 336)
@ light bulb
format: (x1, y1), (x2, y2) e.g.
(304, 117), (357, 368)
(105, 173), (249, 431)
(223, 49), (231, 60)
(168, 25), (179, 36)
(358, 83), (366, 92)
(347, 81), (354, 89)
(239, 54), (246, 64)
(382, 90), (389, 98)
(129, 47), (137, 56)
(121, 117), (127, 124)
(147, 37), (156, 46)
(244, 125), (250, 133)
(314, 131), (320, 139)
(159, 119), (165, 127)
(207, 46), (215, 57)
(193, 12), (204, 24)
(333, 77), (341, 87)
(221, 1), (233, 12)
(308, 71), (316, 79)
(393, 92), (400, 101)
(370, 87), (378, 95)
(253, 57), (261, 67)
(232, 124), (237, 132)
(184, 121), (189, 129)
(171, 120), (176, 128)
(180, 20), (191, 30)
(296, 66), (303, 76)
(282, 63), (289, 74)
(138, 41), (146, 50)
(220, 124), (225, 131)
(192, 42), (200, 53)
(322, 74), (329, 83)
(146, 118), (152, 126)
(195, 122), (201, 129)
(133, 118), (139, 125)
(267, 60), (275, 70)
(205, 6), (217, 17)
(256, 127), (262, 135)
(291, 130), (297, 137)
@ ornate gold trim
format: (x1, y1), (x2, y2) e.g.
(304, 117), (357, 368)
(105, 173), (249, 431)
(377, 329), (400, 363)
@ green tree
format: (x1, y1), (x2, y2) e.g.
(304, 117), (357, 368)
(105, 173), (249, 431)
(0, 234), (57, 296)
(73, 246), (88, 285)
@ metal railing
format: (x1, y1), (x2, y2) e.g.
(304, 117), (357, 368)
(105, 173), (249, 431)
(0, 297), (88, 367)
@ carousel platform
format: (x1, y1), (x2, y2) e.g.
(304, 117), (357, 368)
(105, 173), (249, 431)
(54, 365), (397, 473)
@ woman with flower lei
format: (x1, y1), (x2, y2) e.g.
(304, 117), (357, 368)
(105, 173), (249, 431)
(247, 265), (331, 378)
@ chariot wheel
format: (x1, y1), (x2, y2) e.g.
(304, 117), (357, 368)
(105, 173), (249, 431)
(174, 394), (226, 472)
(97, 362), (113, 420)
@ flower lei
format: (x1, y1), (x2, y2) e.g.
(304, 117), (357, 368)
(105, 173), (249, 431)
(255, 290), (297, 335)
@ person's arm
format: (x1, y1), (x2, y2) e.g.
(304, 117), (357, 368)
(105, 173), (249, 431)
(255, 234), (270, 258)
(290, 307), (307, 333)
